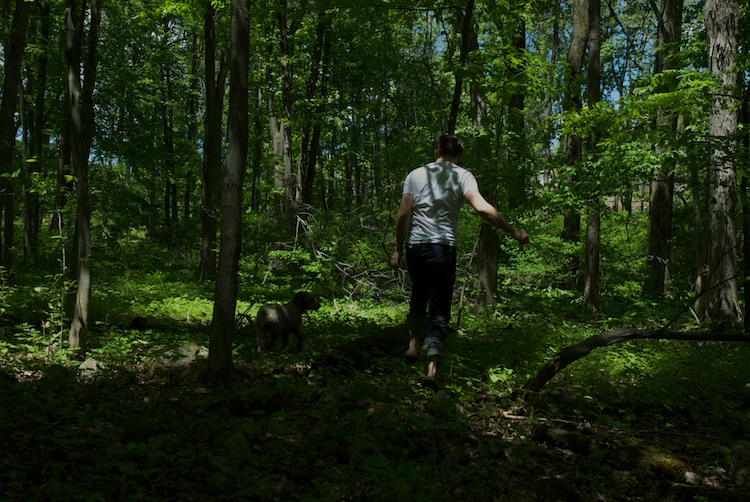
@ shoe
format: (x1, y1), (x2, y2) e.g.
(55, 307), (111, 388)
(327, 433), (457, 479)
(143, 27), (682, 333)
(404, 351), (418, 365)
(421, 377), (439, 390)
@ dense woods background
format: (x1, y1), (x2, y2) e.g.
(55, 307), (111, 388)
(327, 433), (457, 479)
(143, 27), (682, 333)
(2, 0), (750, 500)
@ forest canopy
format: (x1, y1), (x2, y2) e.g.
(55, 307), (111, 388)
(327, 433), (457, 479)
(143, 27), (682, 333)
(0, 0), (746, 359)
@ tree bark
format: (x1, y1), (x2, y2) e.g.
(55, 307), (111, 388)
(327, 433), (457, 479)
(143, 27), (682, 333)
(208, 0), (249, 382)
(584, 0), (601, 312)
(475, 205), (499, 308)
(540, 9), (560, 223)
(447, 0), (474, 134)
(504, 0), (526, 212)
(296, 15), (323, 204)
(344, 95), (361, 208)
(466, 2), (501, 309)
(703, 0), (741, 326)
(23, 1), (50, 265)
(67, 0), (100, 351)
(471, 33), (494, 308)
(277, 3), (295, 211)
(298, 14), (330, 205)
(743, 173), (749, 330)
(162, 35), (176, 245)
(644, 0), (682, 297)
(185, 29), (200, 221)
(199, 1), (227, 282)
(584, 211), (601, 311)
(51, 128), (72, 232)
(303, 23), (331, 205)
(692, 117), (708, 314)
(741, 81), (750, 330)
(267, 62), (285, 206)
(251, 85), (263, 213)
(19, 77), (31, 263)
(561, 0), (589, 289)
(0, 0), (31, 270)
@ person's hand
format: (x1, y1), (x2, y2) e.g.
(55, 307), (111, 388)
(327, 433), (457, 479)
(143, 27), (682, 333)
(515, 231), (529, 245)
(390, 250), (402, 268)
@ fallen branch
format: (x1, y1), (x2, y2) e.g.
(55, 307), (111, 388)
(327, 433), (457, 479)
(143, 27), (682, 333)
(521, 328), (750, 393)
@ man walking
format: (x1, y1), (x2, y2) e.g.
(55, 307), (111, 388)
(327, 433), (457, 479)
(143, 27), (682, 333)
(390, 134), (529, 388)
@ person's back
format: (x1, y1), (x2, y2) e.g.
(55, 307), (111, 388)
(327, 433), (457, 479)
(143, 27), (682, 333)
(405, 160), (477, 247)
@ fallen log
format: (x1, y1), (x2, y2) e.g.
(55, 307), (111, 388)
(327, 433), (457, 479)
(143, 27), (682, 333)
(522, 329), (750, 393)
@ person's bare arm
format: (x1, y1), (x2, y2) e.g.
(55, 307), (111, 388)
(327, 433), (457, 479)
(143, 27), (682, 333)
(464, 190), (529, 244)
(390, 193), (414, 267)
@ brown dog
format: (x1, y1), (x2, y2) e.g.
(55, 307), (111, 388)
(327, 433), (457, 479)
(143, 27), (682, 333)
(255, 292), (321, 352)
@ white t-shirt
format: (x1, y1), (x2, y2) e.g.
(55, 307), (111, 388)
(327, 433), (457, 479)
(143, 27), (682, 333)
(403, 161), (479, 246)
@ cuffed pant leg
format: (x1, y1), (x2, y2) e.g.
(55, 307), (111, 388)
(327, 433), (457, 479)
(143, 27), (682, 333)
(406, 313), (428, 342)
(407, 244), (456, 359)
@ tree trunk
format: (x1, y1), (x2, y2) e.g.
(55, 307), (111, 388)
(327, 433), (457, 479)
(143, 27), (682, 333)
(741, 82), (750, 330)
(743, 173), (749, 331)
(162, 48), (176, 245)
(447, 0), (474, 134)
(185, 30), (200, 221)
(692, 117), (708, 314)
(561, 0), (589, 289)
(296, 15), (324, 206)
(703, 0), (741, 326)
(0, 0), (31, 270)
(19, 78), (32, 264)
(584, 211), (601, 311)
(456, 1), (500, 310)
(267, 63), (286, 207)
(251, 85), (263, 212)
(506, 39), (526, 209)
(344, 102), (359, 207)
(584, 0), (601, 312)
(277, 4), (295, 211)
(52, 128), (72, 232)
(345, 148), (354, 208)
(67, 0), (100, 351)
(207, 0), (249, 382)
(646, 167), (674, 295)
(321, 129), (334, 211)
(541, 10), (560, 222)
(303, 24), (330, 205)
(475, 196), (499, 308)
(472, 49), (494, 310)
(645, 0), (683, 297)
(23, 1), (50, 265)
(199, 1), (227, 282)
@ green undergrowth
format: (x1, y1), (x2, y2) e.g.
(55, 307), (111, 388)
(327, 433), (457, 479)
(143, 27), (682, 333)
(2, 273), (750, 500)
(2, 209), (750, 499)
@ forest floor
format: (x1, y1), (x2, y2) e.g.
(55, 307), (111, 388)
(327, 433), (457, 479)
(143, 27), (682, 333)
(2, 289), (750, 501)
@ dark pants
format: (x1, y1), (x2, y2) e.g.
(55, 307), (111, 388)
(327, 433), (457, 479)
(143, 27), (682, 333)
(406, 243), (457, 358)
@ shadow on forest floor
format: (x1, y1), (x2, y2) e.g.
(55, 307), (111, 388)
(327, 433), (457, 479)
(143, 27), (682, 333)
(2, 295), (750, 501)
